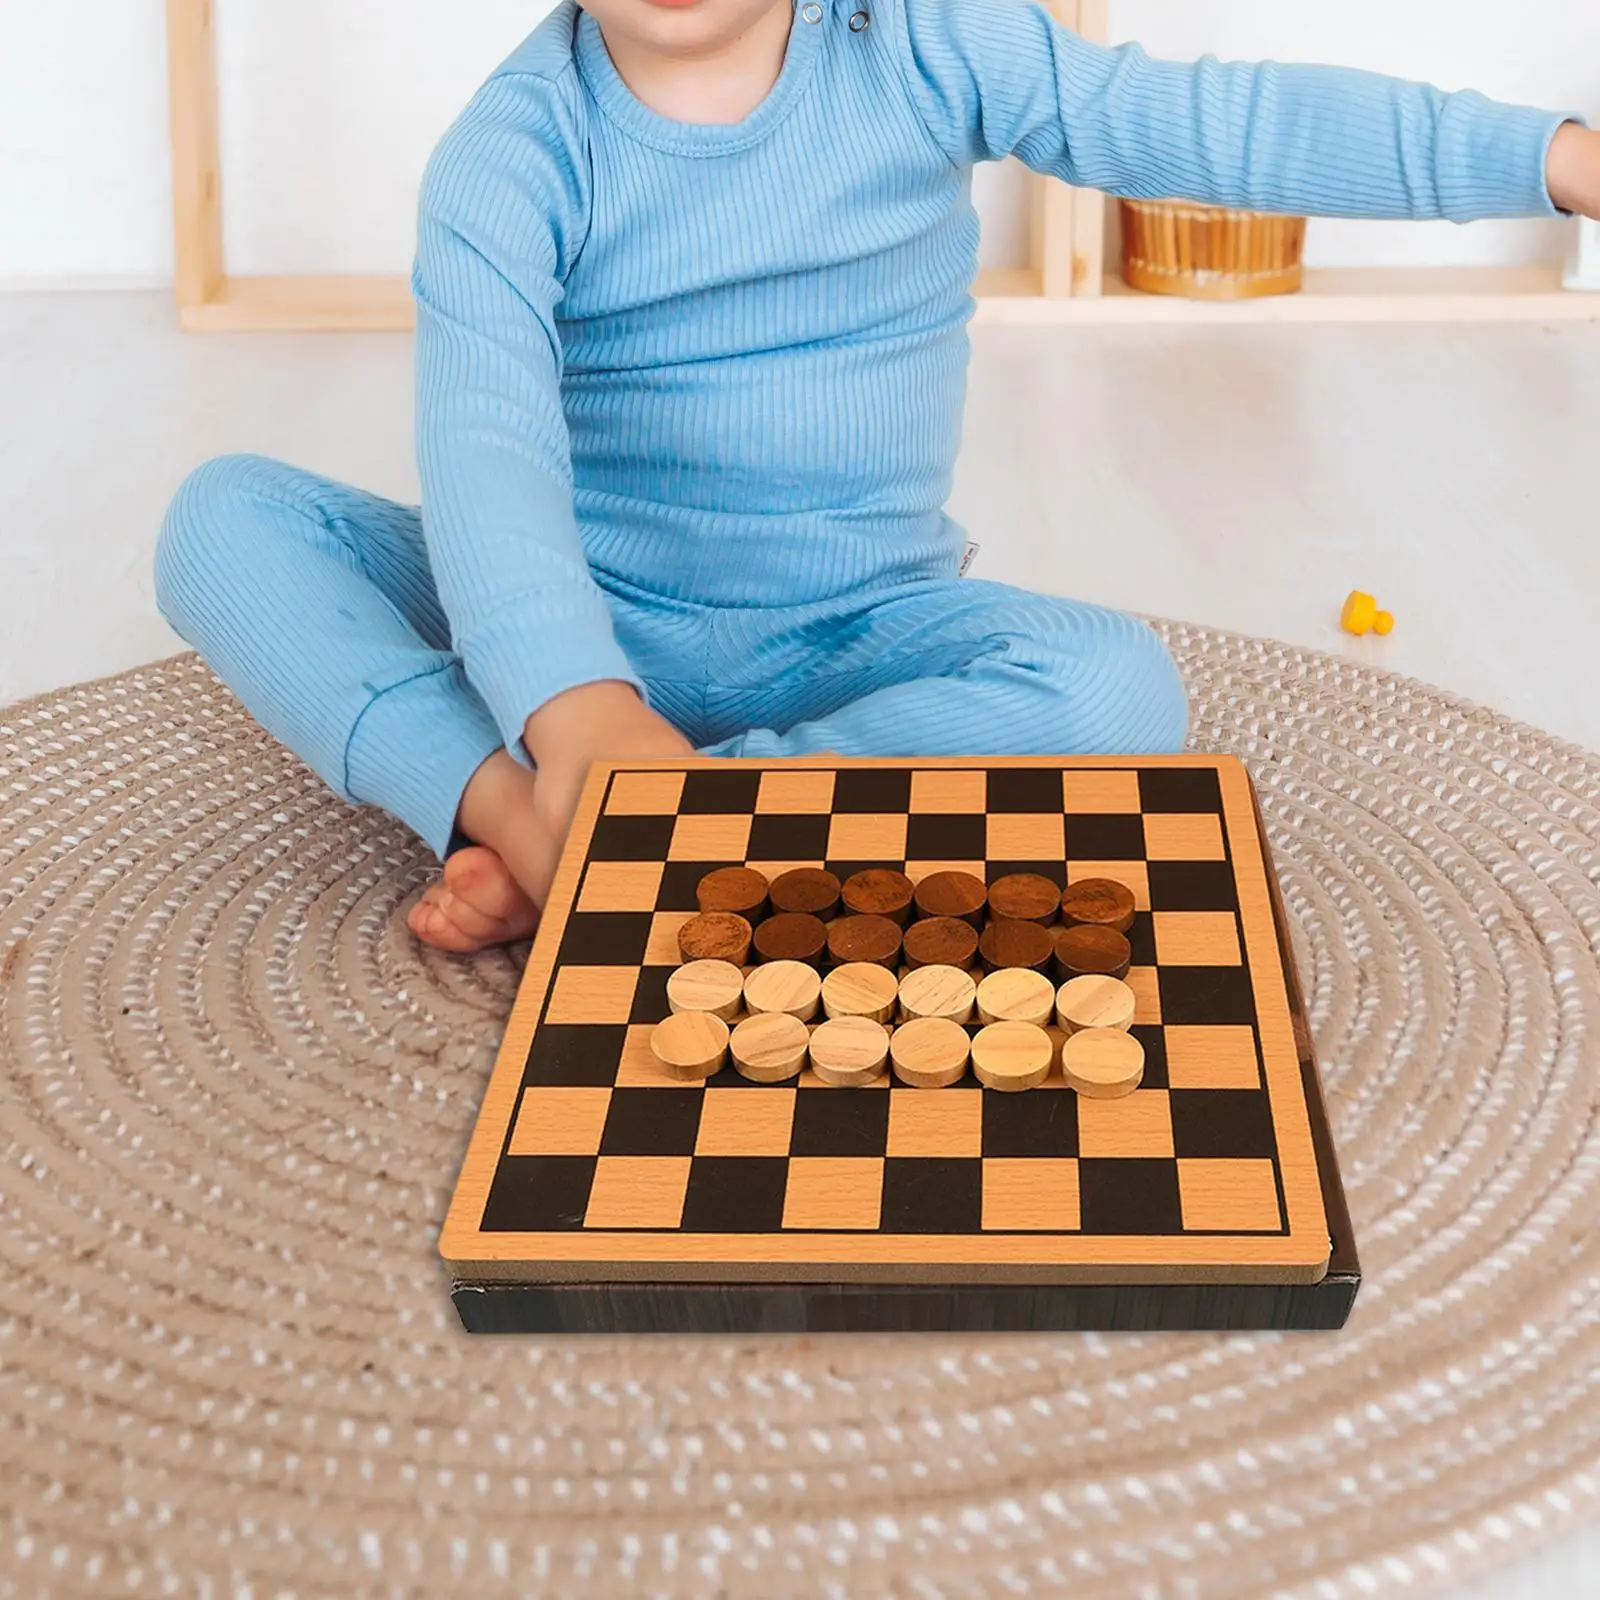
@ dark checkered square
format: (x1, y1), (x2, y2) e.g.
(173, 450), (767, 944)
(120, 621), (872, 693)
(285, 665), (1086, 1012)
(791, 1091), (891, 1157)
(558, 912), (653, 966)
(599, 1088), (704, 1156)
(681, 1157), (791, 1232)
(905, 812), (988, 860)
(1170, 1090), (1278, 1159)
(1077, 1158), (1184, 1234)
(747, 811), (831, 862)
(1138, 768), (1222, 813)
(628, 966), (674, 1026)
(524, 1024), (631, 1087)
(986, 768), (1063, 813)
(881, 1158), (983, 1233)
(1130, 1025), (1168, 1090)
(480, 1155), (593, 1232)
(1158, 966), (1256, 1027)
(656, 859), (722, 912)
(1148, 860), (1238, 911)
(588, 813), (677, 862)
(982, 1090), (1078, 1157)
(1064, 813), (1146, 859)
(679, 769), (764, 814)
(833, 769), (913, 812)
(1126, 912), (1157, 966)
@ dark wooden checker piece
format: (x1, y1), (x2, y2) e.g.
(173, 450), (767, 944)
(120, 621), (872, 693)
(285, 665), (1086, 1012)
(1053, 923), (1133, 981)
(1059, 877), (1137, 933)
(696, 865), (770, 919)
(753, 911), (829, 967)
(912, 870), (987, 928)
(901, 915), (980, 971)
(987, 872), (1060, 926)
(825, 913), (903, 969)
(840, 868), (915, 926)
(676, 910), (753, 965)
(769, 867), (842, 920)
(978, 916), (1054, 973)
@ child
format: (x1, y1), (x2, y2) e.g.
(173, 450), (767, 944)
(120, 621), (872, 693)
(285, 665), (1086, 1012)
(154, 0), (1600, 953)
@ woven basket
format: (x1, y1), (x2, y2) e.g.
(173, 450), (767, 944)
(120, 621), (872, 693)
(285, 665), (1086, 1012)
(1120, 199), (1306, 300)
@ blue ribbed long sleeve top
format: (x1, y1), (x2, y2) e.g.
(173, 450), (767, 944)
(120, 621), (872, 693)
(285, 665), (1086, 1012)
(411, 0), (1569, 754)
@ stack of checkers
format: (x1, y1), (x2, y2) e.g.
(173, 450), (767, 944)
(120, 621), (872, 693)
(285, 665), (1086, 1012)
(651, 866), (1147, 1097)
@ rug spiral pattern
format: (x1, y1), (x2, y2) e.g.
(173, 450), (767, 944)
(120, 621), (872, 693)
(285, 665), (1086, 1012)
(2, 634), (1597, 1599)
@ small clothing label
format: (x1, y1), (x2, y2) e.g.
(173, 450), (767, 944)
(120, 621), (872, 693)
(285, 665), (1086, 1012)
(960, 540), (980, 576)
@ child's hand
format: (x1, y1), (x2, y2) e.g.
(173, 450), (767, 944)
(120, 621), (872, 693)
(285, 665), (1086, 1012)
(1548, 122), (1600, 219)
(524, 679), (695, 851)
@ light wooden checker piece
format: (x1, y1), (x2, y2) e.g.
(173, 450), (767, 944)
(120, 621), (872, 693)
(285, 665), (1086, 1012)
(648, 1010), (730, 1081)
(971, 1020), (1054, 1092)
(808, 1015), (891, 1087)
(975, 967), (1056, 1027)
(897, 964), (977, 1024)
(1056, 975), (1137, 1034)
(666, 958), (744, 1021)
(743, 959), (822, 1022)
(891, 1016), (972, 1089)
(441, 756), (1350, 1336)
(820, 962), (900, 1023)
(729, 1011), (810, 1083)
(1061, 1027), (1146, 1099)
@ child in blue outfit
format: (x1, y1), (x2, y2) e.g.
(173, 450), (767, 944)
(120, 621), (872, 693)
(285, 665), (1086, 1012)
(155, 0), (1600, 953)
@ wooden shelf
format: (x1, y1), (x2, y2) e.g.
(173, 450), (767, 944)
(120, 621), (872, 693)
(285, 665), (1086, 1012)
(178, 273), (417, 332)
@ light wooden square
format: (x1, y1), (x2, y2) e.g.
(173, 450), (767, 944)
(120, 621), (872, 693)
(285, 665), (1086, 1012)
(886, 1091), (983, 1157)
(1177, 1158), (1282, 1231)
(1061, 770), (1142, 813)
(546, 965), (640, 1025)
(1165, 1025), (1261, 1089)
(1153, 911), (1242, 966)
(782, 1158), (884, 1229)
(509, 1087), (613, 1156)
(617, 1023), (684, 1087)
(756, 769), (836, 814)
(584, 1156), (691, 1229)
(668, 813), (753, 862)
(578, 860), (666, 913)
(1124, 966), (1162, 1025)
(827, 812), (908, 861)
(904, 859), (986, 885)
(1143, 812), (1227, 862)
(987, 812), (1066, 860)
(1066, 858), (1150, 911)
(644, 910), (697, 967)
(1076, 1090), (1175, 1159)
(982, 1159), (1080, 1230)
(606, 770), (685, 815)
(694, 1088), (796, 1156)
(909, 769), (987, 813)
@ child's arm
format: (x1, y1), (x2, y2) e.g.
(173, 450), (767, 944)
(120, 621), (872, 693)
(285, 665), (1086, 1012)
(893, 0), (1587, 223)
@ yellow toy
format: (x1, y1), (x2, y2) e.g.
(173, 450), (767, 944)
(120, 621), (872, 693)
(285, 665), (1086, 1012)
(1341, 591), (1395, 637)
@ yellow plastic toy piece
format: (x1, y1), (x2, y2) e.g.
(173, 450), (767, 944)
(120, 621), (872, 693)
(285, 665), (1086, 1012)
(1340, 591), (1394, 637)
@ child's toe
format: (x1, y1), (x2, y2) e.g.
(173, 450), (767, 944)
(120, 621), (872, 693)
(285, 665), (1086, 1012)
(443, 847), (535, 922)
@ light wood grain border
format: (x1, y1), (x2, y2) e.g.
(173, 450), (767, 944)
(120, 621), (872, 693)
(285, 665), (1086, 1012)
(439, 755), (1331, 1283)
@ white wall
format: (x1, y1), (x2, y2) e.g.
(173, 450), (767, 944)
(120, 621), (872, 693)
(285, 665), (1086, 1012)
(1, 0), (1596, 285)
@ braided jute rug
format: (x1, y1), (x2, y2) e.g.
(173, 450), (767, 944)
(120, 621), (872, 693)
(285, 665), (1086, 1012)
(2, 629), (1598, 1600)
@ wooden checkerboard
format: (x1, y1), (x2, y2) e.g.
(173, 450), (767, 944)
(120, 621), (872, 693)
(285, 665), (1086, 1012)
(440, 756), (1360, 1333)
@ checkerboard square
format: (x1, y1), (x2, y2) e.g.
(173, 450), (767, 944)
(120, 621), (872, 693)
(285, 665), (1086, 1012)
(782, 1157), (884, 1229)
(1067, 859), (1151, 911)
(881, 1157), (983, 1232)
(828, 812), (908, 861)
(905, 812), (988, 861)
(987, 812), (1065, 860)
(480, 1155), (593, 1232)
(986, 768), (1064, 813)
(599, 1088), (704, 1156)
(1063, 813), (1145, 859)
(1165, 1026), (1260, 1089)
(1159, 965), (1255, 1026)
(681, 1157), (790, 1232)
(904, 858), (987, 886)
(605, 770), (685, 815)
(1075, 1090), (1175, 1159)
(1169, 1090), (1278, 1160)
(1060, 770), (1141, 813)
(1125, 913), (1156, 967)
(1177, 1158), (1281, 1232)
(589, 813), (677, 862)
(628, 966), (674, 1026)
(656, 860), (720, 911)
(1143, 812), (1227, 862)
(886, 1091), (983, 1158)
(1129, 1025), (1168, 1090)
(833, 769), (913, 813)
(510, 1087), (612, 1156)
(546, 966), (639, 1025)
(524, 1024), (631, 1087)
(695, 1088), (796, 1156)
(756, 769), (836, 813)
(1154, 911), (1242, 966)
(1148, 861), (1239, 912)
(678, 769), (763, 814)
(792, 1090), (892, 1155)
(1077, 1157), (1183, 1234)
(982, 1089), (1078, 1157)
(1137, 767), (1222, 813)
(982, 1158), (1080, 1231)
(910, 769), (987, 812)
(644, 911), (696, 967)
(669, 813), (754, 862)
(584, 1156), (691, 1228)
(577, 860), (666, 913)
(558, 911), (653, 966)
(1124, 967), (1162, 1024)
(616, 1023), (684, 1087)
(748, 812), (831, 862)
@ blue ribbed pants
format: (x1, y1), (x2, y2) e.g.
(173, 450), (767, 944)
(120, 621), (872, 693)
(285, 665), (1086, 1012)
(154, 455), (1190, 859)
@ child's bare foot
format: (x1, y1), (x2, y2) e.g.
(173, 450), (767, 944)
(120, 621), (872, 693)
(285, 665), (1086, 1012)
(407, 846), (540, 953)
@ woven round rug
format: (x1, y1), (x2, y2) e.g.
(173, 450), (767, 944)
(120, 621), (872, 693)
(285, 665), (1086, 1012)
(2, 629), (1597, 1599)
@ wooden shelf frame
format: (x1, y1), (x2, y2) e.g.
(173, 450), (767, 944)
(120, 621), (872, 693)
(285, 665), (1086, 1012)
(167, 0), (1598, 332)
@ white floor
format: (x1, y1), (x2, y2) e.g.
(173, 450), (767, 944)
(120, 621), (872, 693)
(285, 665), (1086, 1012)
(1, 290), (1597, 1596)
